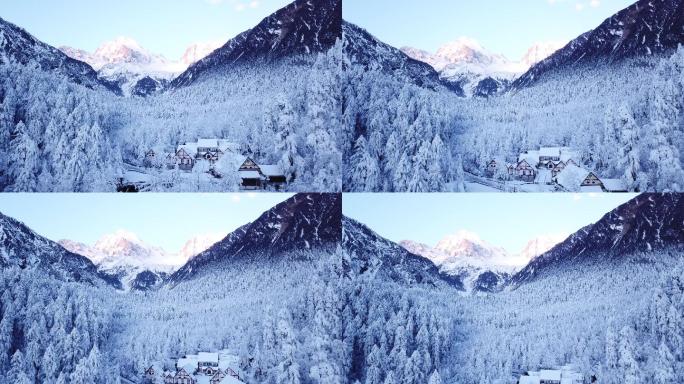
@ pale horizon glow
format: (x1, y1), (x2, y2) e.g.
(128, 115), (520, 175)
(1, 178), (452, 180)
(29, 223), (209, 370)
(343, 193), (638, 255)
(1, 0), (293, 59)
(0, 193), (294, 254)
(343, 0), (635, 60)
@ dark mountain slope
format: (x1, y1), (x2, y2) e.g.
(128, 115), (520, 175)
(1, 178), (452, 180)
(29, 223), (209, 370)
(343, 21), (462, 94)
(0, 17), (121, 94)
(167, 193), (341, 285)
(172, 0), (341, 88)
(514, 0), (684, 88)
(0, 212), (115, 286)
(343, 217), (463, 289)
(511, 193), (684, 286)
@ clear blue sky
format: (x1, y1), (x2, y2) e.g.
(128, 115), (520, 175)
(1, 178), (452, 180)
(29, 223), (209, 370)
(343, 193), (637, 253)
(344, 0), (635, 59)
(0, 193), (292, 252)
(1, 0), (292, 59)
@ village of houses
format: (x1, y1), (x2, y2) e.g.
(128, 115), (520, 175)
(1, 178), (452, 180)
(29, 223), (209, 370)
(477, 146), (628, 193)
(126, 138), (287, 191)
(143, 350), (244, 384)
(516, 365), (591, 384)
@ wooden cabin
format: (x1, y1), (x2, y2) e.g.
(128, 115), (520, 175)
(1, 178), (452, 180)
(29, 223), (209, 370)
(210, 370), (226, 384)
(551, 161), (566, 177)
(539, 147), (561, 163)
(164, 372), (175, 384)
(239, 158), (263, 189)
(173, 368), (196, 384)
(516, 160), (536, 182)
(225, 367), (240, 380)
(581, 172), (603, 187)
(144, 366), (156, 379)
(486, 160), (498, 176)
(197, 352), (219, 374)
(166, 153), (177, 169)
(175, 148), (195, 171)
(144, 149), (157, 168)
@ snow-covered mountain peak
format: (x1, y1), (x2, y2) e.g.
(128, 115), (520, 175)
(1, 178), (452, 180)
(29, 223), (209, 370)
(94, 36), (156, 66)
(59, 38), (223, 96)
(58, 231), (225, 291)
(400, 39), (565, 97)
(435, 230), (509, 263)
(435, 37), (507, 68)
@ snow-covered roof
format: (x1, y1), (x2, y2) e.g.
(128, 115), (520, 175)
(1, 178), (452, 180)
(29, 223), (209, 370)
(239, 170), (263, 179)
(177, 356), (198, 372)
(519, 151), (539, 165)
(540, 370), (562, 381)
(218, 140), (240, 153)
(220, 376), (243, 384)
(178, 143), (198, 156)
(602, 178), (627, 192)
(198, 352), (219, 363)
(539, 147), (561, 157)
(217, 352), (241, 371)
(519, 376), (541, 384)
(197, 139), (218, 148)
(560, 150), (578, 163)
(555, 164), (591, 191)
(259, 164), (284, 177)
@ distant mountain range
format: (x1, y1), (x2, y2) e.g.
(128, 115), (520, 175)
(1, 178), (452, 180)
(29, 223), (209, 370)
(400, 231), (567, 292)
(0, 193), (681, 300)
(59, 38), (223, 96)
(58, 230), (224, 291)
(2, 0), (340, 98)
(401, 39), (564, 97)
(348, 0), (684, 96)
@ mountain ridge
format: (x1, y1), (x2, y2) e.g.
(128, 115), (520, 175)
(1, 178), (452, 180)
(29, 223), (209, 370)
(172, 0), (341, 88)
(511, 194), (684, 286)
(513, 0), (684, 88)
(0, 16), (121, 94)
(0, 212), (115, 286)
(167, 193), (342, 286)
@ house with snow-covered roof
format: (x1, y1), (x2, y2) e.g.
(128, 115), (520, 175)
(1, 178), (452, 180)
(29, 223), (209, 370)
(238, 158), (286, 190)
(162, 350), (243, 384)
(197, 352), (220, 375)
(601, 178), (628, 192)
(554, 164), (604, 192)
(175, 147), (196, 171)
(516, 147), (580, 171)
(172, 368), (196, 384)
(515, 159), (536, 182)
(539, 147), (561, 163)
(539, 369), (562, 384)
(519, 366), (584, 384)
